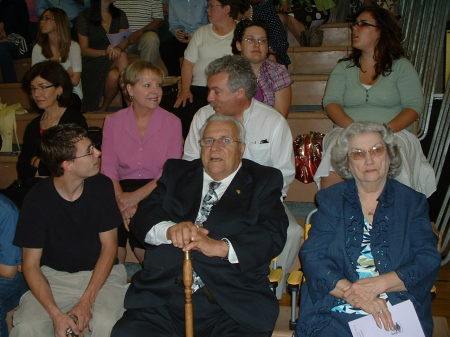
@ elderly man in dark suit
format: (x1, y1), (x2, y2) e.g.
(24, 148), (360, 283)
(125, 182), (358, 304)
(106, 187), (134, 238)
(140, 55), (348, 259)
(112, 113), (288, 337)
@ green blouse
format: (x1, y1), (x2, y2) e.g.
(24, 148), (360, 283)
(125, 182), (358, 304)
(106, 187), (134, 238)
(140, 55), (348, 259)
(323, 58), (423, 132)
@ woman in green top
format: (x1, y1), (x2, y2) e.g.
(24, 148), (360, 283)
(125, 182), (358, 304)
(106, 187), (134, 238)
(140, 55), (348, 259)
(315, 6), (436, 197)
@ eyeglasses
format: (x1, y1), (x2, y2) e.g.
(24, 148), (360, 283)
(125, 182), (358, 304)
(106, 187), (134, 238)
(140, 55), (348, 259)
(348, 145), (385, 160)
(40, 16), (55, 22)
(207, 3), (223, 8)
(243, 37), (268, 45)
(351, 21), (378, 28)
(72, 144), (96, 160)
(30, 84), (56, 93)
(199, 137), (241, 147)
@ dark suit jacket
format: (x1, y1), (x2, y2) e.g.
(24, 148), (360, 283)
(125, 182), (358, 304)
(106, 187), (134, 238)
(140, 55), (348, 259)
(125, 158), (288, 332)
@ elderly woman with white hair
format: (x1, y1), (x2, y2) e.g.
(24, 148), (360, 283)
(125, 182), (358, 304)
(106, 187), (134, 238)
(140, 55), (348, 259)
(295, 122), (441, 337)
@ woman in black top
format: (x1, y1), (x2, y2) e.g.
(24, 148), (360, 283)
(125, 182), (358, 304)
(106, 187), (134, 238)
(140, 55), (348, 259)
(18, 61), (87, 180)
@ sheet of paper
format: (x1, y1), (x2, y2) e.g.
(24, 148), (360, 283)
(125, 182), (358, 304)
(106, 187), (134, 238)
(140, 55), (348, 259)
(348, 300), (425, 337)
(106, 28), (133, 46)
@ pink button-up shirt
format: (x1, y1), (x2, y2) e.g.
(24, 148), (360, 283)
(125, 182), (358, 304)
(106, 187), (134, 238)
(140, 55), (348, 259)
(101, 105), (183, 181)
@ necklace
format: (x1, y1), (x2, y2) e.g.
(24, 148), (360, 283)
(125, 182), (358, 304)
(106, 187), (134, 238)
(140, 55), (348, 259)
(362, 204), (375, 216)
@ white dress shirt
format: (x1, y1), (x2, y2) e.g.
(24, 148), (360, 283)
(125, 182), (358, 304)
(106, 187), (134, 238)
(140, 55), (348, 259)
(183, 99), (295, 196)
(145, 164), (242, 263)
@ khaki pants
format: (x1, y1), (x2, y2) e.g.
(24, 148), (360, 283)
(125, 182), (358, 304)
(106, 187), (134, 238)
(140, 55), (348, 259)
(10, 264), (128, 337)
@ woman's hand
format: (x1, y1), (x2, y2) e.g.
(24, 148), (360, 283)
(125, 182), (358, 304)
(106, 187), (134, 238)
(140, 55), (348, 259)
(116, 191), (141, 211)
(121, 205), (137, 231)
(106, 45), (123, 61)
(174, 89), (193, 108)
(343, 277), (395, 331)
(359, 297), (394, 331)
(343, 277), (383, 307)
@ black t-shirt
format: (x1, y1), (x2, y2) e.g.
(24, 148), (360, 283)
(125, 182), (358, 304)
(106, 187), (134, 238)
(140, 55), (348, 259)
(14, 174), (121, 273)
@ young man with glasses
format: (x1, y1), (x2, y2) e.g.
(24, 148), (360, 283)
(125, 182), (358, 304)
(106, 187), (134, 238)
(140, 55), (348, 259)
(12, 124), (127, 337)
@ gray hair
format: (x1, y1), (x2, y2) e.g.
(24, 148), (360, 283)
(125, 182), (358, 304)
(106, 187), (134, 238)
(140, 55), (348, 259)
(205, 55), (257, 100)
(331, 122), (402, 179)
(199, 113), (246, 143)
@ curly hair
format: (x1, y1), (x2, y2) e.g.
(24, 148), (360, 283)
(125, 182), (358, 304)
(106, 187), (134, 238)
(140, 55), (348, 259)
(331, 122), (402, 180)
(342, 6), (405, 81)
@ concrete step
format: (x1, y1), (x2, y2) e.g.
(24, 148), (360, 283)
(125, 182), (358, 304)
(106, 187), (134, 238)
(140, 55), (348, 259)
(290, 74), (328, 106)
(287, 22), (351, 48)
(288, 46), (349, 75)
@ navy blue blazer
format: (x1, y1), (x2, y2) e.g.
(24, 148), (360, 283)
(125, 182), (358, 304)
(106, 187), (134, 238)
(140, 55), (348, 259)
(296, 178), (441, 337)
(125, 158), (288, 332)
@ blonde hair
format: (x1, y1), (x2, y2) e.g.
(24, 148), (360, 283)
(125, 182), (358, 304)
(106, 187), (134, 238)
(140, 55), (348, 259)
(120, 60), (164, 98)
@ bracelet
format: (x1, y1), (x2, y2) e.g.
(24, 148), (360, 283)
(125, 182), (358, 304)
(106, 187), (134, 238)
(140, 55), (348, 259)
(383, 123), (392, 132)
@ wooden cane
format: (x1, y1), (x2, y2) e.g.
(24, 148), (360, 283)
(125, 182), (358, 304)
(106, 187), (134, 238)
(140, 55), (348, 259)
(183, 250), (194, 337)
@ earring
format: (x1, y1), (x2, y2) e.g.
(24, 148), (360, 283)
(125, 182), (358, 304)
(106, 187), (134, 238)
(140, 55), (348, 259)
(129, 95), (134, 101)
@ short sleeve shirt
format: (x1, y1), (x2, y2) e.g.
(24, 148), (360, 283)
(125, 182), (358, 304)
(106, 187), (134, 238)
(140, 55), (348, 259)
(14, 174), (121, 273)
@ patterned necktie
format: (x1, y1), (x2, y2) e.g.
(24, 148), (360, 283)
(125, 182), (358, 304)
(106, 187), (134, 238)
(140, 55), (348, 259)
(195, 181), (221, 225)
(192, 181), (221, 293)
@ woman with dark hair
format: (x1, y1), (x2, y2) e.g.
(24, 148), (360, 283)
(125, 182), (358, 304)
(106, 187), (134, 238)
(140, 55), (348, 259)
(314, 6), (435, 198)
(32, 7), (83, 103)
(232, 19), (291, 117)
(18, 61), (87, 180)
(296, 122), (440, 337)
(77, 0), (129, 112)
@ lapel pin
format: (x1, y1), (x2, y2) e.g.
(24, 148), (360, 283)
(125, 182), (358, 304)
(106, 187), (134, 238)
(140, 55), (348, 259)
(236, 189), (241, 195)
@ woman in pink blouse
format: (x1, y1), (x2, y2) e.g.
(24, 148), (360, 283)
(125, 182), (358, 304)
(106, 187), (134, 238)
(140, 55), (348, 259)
(101, 60), (183, 263)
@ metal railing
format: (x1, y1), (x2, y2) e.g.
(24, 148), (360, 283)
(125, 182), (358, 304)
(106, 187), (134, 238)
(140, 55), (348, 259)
(399, 0), (450, 140)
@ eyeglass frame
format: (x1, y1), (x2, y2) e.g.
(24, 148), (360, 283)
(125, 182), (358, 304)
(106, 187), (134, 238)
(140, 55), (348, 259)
(242, 37), (268, 46)
(347, 145), (386, 161)
(71, 144), (96, 160)
(199, 136), (241, 147)
(30, 84), (56, 93)
(351, 21), (379, 28)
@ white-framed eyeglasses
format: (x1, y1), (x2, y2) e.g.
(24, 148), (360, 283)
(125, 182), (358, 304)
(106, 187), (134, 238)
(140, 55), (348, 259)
(199, 137), (241, 147)
(348, 145), (385, 160)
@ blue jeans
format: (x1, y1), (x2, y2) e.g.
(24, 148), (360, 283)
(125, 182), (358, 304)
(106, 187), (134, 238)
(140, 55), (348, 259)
(0, 272), (28, 337)
(0, 42), (21, 83)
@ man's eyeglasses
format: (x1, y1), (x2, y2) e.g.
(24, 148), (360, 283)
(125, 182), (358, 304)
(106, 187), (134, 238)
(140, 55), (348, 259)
(351, 21), (378, 28)
(243, 37), (268, 45)
(348, 145), (385, 161)
(72, 144), (96, 160)
(199, 137), (241, 147)
(30, 84), (56, 93)
(206, 3), (223, 8)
